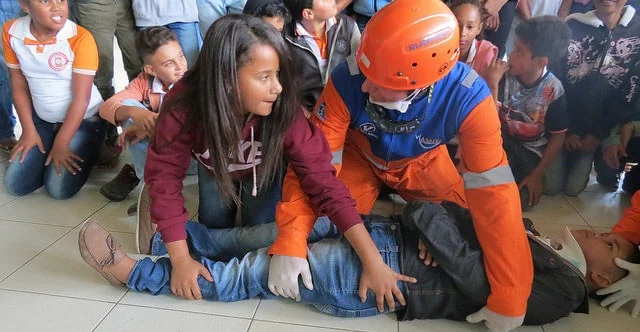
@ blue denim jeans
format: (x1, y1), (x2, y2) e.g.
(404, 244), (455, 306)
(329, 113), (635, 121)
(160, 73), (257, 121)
(128, 216), (405, 317)
(138, 22), (202, 68)
(544, 148), (595, 196)
(0, 54), (16, 140)
(149, 216), (340, 258)
(4, 113), (106, 199)
(195, 0), (247, 37)
(197, 163), (283, 228)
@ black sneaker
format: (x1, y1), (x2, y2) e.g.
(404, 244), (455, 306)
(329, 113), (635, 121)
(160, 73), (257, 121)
(100, 164), (140, 201)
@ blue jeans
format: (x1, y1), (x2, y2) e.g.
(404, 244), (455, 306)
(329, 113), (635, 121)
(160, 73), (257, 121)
(120, 99), (197, 180)
(128, 217), (405, 317)
(196, 0), (247, 37)
(0, 53), (16, 140)
(4, 113), (106, 199)
(544, 148), (595, 196)
(197, 163), (283, 228)
(149, 216), (340, 258)
(138, 22), (202, 68)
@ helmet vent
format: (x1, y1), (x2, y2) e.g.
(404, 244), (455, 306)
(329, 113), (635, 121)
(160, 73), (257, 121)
(412, 63), (418, 67)
(431, 53), (436, 58)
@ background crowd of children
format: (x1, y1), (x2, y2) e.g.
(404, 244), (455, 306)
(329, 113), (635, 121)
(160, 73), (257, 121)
(1, 0), (640, 331)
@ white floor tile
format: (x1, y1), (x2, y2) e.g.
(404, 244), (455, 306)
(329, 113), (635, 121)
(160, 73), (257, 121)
(543, 299), (639, 331)
(0, 186), (108, 226)
(0, 289), (114, 332)
(566, 192), (631, 228)
(523, 195), (587, 226)
(0, 228), (134, 302)
(95, 304), (251, 332)
(399, 319), (542, 331)
(90, 199), (140, 234)
(120, 291), (260, 319)
(250, 320), (352, 332)
(253, 299), (398, 332)
(0, 177), (18, 206)
(0, 219), (69, 280)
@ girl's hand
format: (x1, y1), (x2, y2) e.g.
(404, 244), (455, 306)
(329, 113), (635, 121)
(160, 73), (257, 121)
(481, 56), (509, 88)
(9, 130), (45, 163)
(45, 140), (83, 175)
(170, 257), (214, 300)
(358, 258), (417, 313)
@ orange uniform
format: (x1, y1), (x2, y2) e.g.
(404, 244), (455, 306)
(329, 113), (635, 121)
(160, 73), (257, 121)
(613, 191), (640, 246)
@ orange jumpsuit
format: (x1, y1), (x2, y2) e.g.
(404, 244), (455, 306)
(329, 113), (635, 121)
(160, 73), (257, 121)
(269, 62), (533, 317)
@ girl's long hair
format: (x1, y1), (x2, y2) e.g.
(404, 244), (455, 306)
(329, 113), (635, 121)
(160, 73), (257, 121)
(161, 14), (298, 205)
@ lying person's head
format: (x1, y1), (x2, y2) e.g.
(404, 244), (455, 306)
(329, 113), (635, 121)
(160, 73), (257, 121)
(572, 229), (640, 292)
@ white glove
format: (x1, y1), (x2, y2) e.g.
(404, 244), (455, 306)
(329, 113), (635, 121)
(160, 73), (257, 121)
(596, 257), (640, 318)
(466, 306), (525, 332)
(268, 255), (314, 301)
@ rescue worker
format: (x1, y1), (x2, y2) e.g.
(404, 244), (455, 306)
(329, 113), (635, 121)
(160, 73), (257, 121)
(267, 1), (533, 331)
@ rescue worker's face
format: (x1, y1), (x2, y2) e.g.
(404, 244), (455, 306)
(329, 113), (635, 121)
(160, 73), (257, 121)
(361, 78), (410, 102)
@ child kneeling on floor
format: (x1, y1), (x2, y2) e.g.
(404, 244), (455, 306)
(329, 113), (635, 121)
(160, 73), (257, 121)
(3, 0), (105, 199)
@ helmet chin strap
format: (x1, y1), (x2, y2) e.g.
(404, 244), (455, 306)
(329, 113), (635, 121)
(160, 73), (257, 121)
(364, 86), (433, 134)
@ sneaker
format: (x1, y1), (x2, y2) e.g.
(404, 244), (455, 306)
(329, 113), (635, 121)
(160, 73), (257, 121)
(126, 202), (138, 216)
(95, 144), (123, 170)
(596, 174), (619, 191)
(136, 183), (156, 254)
(100, 164), (140, 201)
(78, 219), (127, 286)
(0, 137), (17, 153)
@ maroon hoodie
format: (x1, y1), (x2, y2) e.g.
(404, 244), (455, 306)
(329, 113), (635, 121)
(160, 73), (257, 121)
(145, 82), (361, 243)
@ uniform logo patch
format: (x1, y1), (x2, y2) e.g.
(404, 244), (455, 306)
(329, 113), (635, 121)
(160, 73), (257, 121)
(48, 52), (70, 72)
(316, 102), (327, 121)
(415, 134), (441, 150)
(359, 122), (378, 139)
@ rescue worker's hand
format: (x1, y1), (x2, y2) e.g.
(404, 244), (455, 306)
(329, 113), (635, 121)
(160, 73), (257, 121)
(580, 134), (600, 153)
(596, 257), (640, 318)
(358, 258), (417, 312)
(268, 255), (313, 301)
(519, 172), (543, 207)
(418, 239), (437, 267)
(466, 306), (525, 332)
(564, 134), (582, 152)
(170, 257), (214, 300)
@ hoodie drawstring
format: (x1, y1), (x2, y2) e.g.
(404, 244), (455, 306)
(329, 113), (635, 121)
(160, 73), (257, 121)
(251, 126), (257, 197)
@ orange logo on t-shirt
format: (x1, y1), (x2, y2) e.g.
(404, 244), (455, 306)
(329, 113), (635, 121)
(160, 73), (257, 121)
(48, 52), (70, 72)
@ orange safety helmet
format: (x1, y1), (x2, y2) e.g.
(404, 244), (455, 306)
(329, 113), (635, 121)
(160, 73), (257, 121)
(356, 0), (460, 90)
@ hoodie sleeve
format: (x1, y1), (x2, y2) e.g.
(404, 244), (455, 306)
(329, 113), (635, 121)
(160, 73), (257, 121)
(269, 111), (361, 258)
(144, 87), (193, 243)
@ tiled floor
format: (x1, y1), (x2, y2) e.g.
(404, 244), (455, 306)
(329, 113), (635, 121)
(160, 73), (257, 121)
(0, 149), (638, 331)
(2, 44), (639, 332)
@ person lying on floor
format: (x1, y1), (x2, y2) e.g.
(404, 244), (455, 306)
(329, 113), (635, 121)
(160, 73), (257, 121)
(78, 201), (639, 329)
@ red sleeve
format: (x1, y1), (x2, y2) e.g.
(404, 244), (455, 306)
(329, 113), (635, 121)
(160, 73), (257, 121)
(144, 87), (193, 243)
(613, 191), (640, 246)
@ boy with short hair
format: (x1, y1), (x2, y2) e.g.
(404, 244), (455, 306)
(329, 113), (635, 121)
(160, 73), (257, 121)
(99, 26), (187, 203)
(483, 16), (571, 211)
(282, 0), (360, 111)
(243, 0), (290, 33)
(78, 200), (640, 327)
